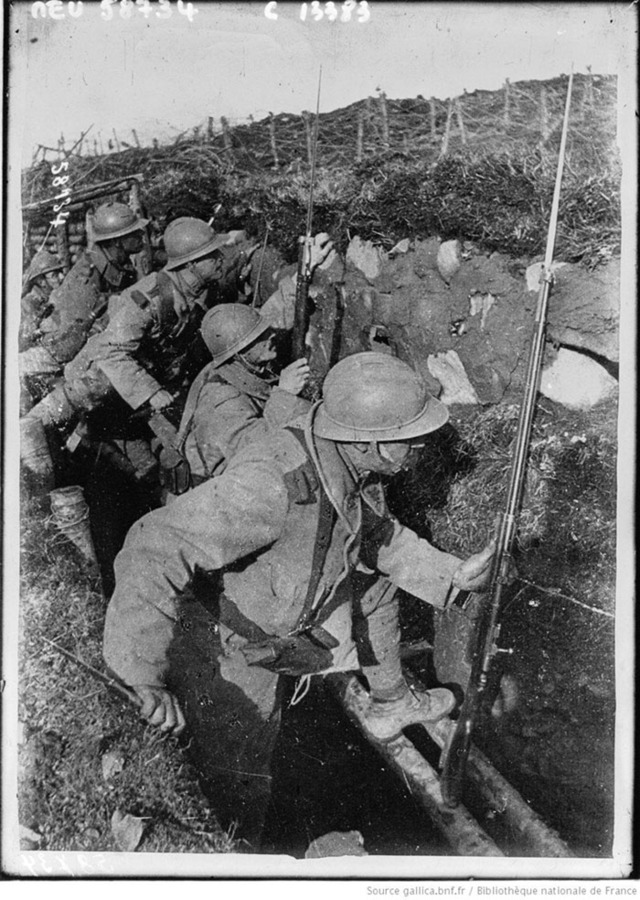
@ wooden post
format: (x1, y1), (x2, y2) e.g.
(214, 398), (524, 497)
(112, 128), (121, 153)
(581, 65), (593, 114)
(302, 110), (313, 166)
(356, 107), (364, 162)
(503, 78), (511, 127)
(327, 675), (502, 857)
(429, 97), (437, 139)
(207, 116), (214, 141)
(378, 91), (390, 150)
(129, 180), (152, 277)
(440, 99), (453, 157)
(539, 85), (549, 141)
(268, 112), (279, 169)
(55, 220), (71, 274)
(132, 129), (141, 148)
(455, 98), (467, 145)
(220, 117), (235, 162)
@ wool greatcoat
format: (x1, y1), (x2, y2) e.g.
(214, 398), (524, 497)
(103, 409), (463, 842)
(176, 357), (309, 483)
(28, 267), (210, 434)
(21, 245), (138, 370)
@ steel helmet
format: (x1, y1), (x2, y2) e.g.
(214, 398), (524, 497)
(163, 217), (228, 270)
(314, 352), (449, 442)
(25, 250), (63, 287)
(92, 202), (148, 241)
(201, 304), (271, 367)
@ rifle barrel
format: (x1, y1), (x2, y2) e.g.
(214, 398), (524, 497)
(305, 66), (323, 240)
(440, 72), (574, 808)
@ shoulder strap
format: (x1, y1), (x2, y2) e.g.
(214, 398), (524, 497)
(175, 363), (227, 452)
(286, 427), (337, 633)
(142, 270), (178, 327)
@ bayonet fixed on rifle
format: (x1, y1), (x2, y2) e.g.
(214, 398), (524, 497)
(440, 71), (574, 808)
(43, 637), (142, 708)
(292, 66), (322, 361)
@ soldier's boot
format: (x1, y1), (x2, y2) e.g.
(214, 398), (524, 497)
(356, 577), (455, 742)
(362, 685), (456, 742)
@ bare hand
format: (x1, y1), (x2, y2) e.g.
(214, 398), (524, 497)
(452, 540), (496, 593)
(149, 389), (173, 411)
(132, 684), (186, 735)
(303, 232), (336, 274)
(278, 358), (310, 395)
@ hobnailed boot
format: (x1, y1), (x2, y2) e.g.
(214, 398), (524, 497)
(362, 686), (456, 742)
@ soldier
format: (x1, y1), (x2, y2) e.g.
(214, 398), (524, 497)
(19, 249), (65, 351)
(19, 203), (149, 410)
(28, 201), (148, 358)
(162, 304), (311, 496)
(19, 216), (229, 480)
(103, 352), (498, 846)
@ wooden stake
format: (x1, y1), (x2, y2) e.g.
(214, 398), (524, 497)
(581, 65), (594, 114)
(539, 85), (550, 141)
(207, 116), (214, 141)
(429, 97), (437, 139)
(112, 128), (121, 153)
(132, 129), (141, 148)
(503, 78), (511, 127)
(129, 179), (152, 277)
(268, 112), (279, 169)
(220, 116), (235, 162)
(356, 108), (364, 162)
(455, 98), (467, 145)
(378, 91), (390, 150)
(440, 99), (453, 157)
(55, 220), (71, 274)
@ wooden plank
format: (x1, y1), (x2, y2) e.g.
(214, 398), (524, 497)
(422, 718), (573, 858)
(327, 673), (502, 857)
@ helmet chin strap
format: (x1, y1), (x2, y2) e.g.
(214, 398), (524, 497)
(177, 262), (208, 298)
(236, 351), (278, 383)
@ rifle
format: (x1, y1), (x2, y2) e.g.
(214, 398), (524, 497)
(43, 637), (142, 708)
(292, 66), (322, 361)
(440, 71), (574, 808)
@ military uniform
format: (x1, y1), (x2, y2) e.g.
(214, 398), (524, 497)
(27, 267), (209, 434)
(176, 358), (308, 483)
(20, 245), (138, 379)
(103, 411), (462, 841)
(19, 283), (54, 352)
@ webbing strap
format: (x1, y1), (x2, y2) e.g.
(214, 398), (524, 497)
(286, 427), (337, 632)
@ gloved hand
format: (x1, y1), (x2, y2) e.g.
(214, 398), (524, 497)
(132, 684), (186, 735)
(278, 357), (310, 395)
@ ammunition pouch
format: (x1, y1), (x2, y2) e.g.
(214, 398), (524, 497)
(241, 625), (339, 677)
(158, 446), (192, 496)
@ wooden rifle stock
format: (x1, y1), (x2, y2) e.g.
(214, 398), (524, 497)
(440, 71), (574, 807)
